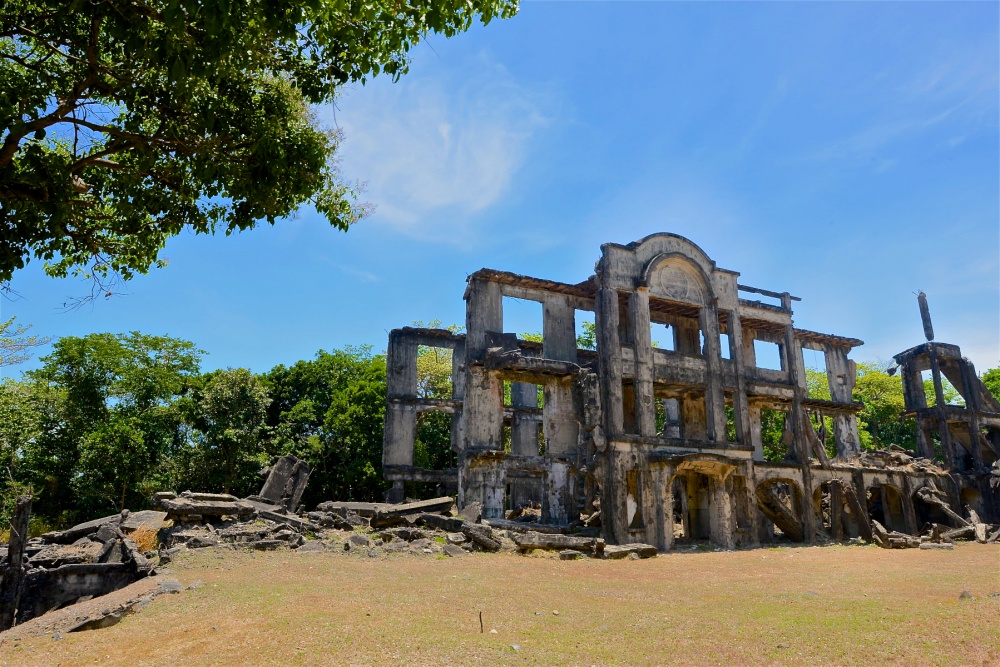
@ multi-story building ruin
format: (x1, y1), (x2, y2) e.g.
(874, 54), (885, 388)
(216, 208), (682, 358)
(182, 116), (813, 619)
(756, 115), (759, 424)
(383, 233), (999, 548)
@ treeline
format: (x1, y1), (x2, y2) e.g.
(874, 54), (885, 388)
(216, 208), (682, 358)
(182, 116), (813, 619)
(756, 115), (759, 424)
(2, 330), (998, 530)
(0, 333), (407, 530)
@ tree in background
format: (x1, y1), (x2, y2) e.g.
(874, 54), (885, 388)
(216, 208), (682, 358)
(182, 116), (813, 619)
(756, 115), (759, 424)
(183, 368), (271, 495)
(983, 367), (1000, 402)
(0, 0), (518, 293)
(264, 346), (387, 508)
(21, 332), (201, 520)
(0, 316), (50, 366)
(852, 362), (914, 451)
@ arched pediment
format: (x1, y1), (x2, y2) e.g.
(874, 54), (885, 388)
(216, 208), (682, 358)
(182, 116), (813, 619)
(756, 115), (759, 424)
(643, 254), (712, 305)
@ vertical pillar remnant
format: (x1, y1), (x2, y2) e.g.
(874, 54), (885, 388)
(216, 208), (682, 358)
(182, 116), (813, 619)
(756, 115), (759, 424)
(384, 331), (418, 502)
(629, 288), (656, 437)
(0, 494), (31, 630)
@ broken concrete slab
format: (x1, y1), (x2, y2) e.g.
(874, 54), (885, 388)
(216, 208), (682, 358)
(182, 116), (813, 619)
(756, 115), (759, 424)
(255, 455), (311, 512)
(458, 502), (483, 523)
(443, 544), (465, 557)
(512, 532), (605, 556)
(120, 510), (168, 533)
(29, 541), (105, 568)
(157, 496), (254, 519)
(603, 544), (657, 560)
(41, 514), (123, 545)
(370, 497), (455, 529)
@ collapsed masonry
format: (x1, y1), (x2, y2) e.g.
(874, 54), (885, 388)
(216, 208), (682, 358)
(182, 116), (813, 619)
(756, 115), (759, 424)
(383, 233), (1000, 549)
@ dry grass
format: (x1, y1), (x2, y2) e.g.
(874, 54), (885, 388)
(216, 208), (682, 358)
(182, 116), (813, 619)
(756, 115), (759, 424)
(125, 525), (160, 553)
(0, 542), (997, 666)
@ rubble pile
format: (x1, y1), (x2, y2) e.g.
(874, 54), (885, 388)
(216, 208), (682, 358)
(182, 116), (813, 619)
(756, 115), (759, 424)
(855, 446), (945, 473)
(871, 500), (999, 550)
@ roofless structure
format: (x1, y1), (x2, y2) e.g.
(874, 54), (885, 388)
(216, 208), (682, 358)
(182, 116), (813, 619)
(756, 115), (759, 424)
(383, 233), (998, 548)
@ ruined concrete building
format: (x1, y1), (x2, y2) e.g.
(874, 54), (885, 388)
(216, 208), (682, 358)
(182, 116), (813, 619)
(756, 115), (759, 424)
(383, 233), (999, 549)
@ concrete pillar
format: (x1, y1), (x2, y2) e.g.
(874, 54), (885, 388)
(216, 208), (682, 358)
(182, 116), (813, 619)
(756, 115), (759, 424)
(596, 287), (624, 437)
(543, 460), (572, 525)
(699, 305), (726, 442)
(748, 405), (764, 461)
(384, 331), (418, 502)
(649, 464), (674, 552)
(710, 476), (735, 549)
(726, 312), (752, 448)
(629, 288), (656, 437)
(662, 398), (680, 438)
(826, 347), (861, 458)
(510, 382), (542, 509)
(450, 341), (466, 453)
(680, 393), (708, 441)
(927, 346), (955, 469)
(675, 317), (700, 355)
(462, 278), (504, 453)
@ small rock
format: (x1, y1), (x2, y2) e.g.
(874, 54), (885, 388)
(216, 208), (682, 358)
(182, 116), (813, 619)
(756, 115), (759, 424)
(559, 550), (579, 561)
(157, 579), (184, 594)
(446, 532), (467, 545)
(348, 534), (371, 548)
(443, 544), (465, 557)
(187, 580), (204, 590)
(959, 590), (975, 601)
(510, 644), (521, 652)
(552, 610), (559, 616)
(628, 552), (640, 560)
(599, 625), (609, 632)
(805, 591), (819, 597)
(988, 592), (1000, 599)
(52, 632), (62, 641)
(534, 611), (544, 615)
(296, 540), (326, 552)
(776, 643), (790, 649)
(489, 628), (498, 634)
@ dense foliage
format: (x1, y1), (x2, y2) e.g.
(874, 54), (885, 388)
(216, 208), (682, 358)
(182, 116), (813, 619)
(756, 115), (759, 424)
(0, 0), (518, 288)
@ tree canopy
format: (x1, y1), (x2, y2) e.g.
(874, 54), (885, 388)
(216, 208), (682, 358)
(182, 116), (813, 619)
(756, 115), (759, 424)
(0, 0), (518, 288)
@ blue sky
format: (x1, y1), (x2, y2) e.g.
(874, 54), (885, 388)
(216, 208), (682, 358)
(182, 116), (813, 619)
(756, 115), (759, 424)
(4, 1), (999, 378)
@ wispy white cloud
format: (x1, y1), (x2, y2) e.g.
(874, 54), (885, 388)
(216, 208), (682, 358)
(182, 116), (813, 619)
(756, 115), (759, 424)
(328, 53), (550, 241)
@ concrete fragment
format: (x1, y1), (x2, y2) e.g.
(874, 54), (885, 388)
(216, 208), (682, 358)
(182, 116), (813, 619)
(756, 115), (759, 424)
(603, 544), (657, 560)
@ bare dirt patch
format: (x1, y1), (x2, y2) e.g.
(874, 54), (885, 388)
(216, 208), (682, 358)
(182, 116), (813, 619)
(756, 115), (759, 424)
(1, 543), (997, 666)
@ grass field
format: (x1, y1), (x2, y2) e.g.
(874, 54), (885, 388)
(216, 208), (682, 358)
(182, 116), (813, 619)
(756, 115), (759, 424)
(0, 542), (997, 666)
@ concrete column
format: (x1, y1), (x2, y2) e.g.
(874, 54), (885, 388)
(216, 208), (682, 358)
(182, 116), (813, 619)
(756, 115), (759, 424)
(741, 326), (757, 368)
(748, 405), (764, 461)
(596, 287), (624, 437)
(450, 341), (466, 453)
(543, 296), (577, 362)
(462, 278), (504, 453)
(662, 398), (680, 438)
(825, 347), (861, 458)
(461, 278), (505, 510)
(649, 464), (674, 551)
(710, 476), (735, 549)
(927, 346), (955, 469)
(829, 480), (844, 541)
(726, 312), (752, 448)
(510, 382), (542, 509)
(675, 317), (700, 355)
(680, 393), (708, 441)
(629, 288), (656, 437)
(699, 304), (726, 442)
(543, 460), (571, 525)
(384, 331), (418, 502)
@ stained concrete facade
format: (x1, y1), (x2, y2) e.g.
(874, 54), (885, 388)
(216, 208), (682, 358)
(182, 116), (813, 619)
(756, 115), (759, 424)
(383, 233), (999, 549)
